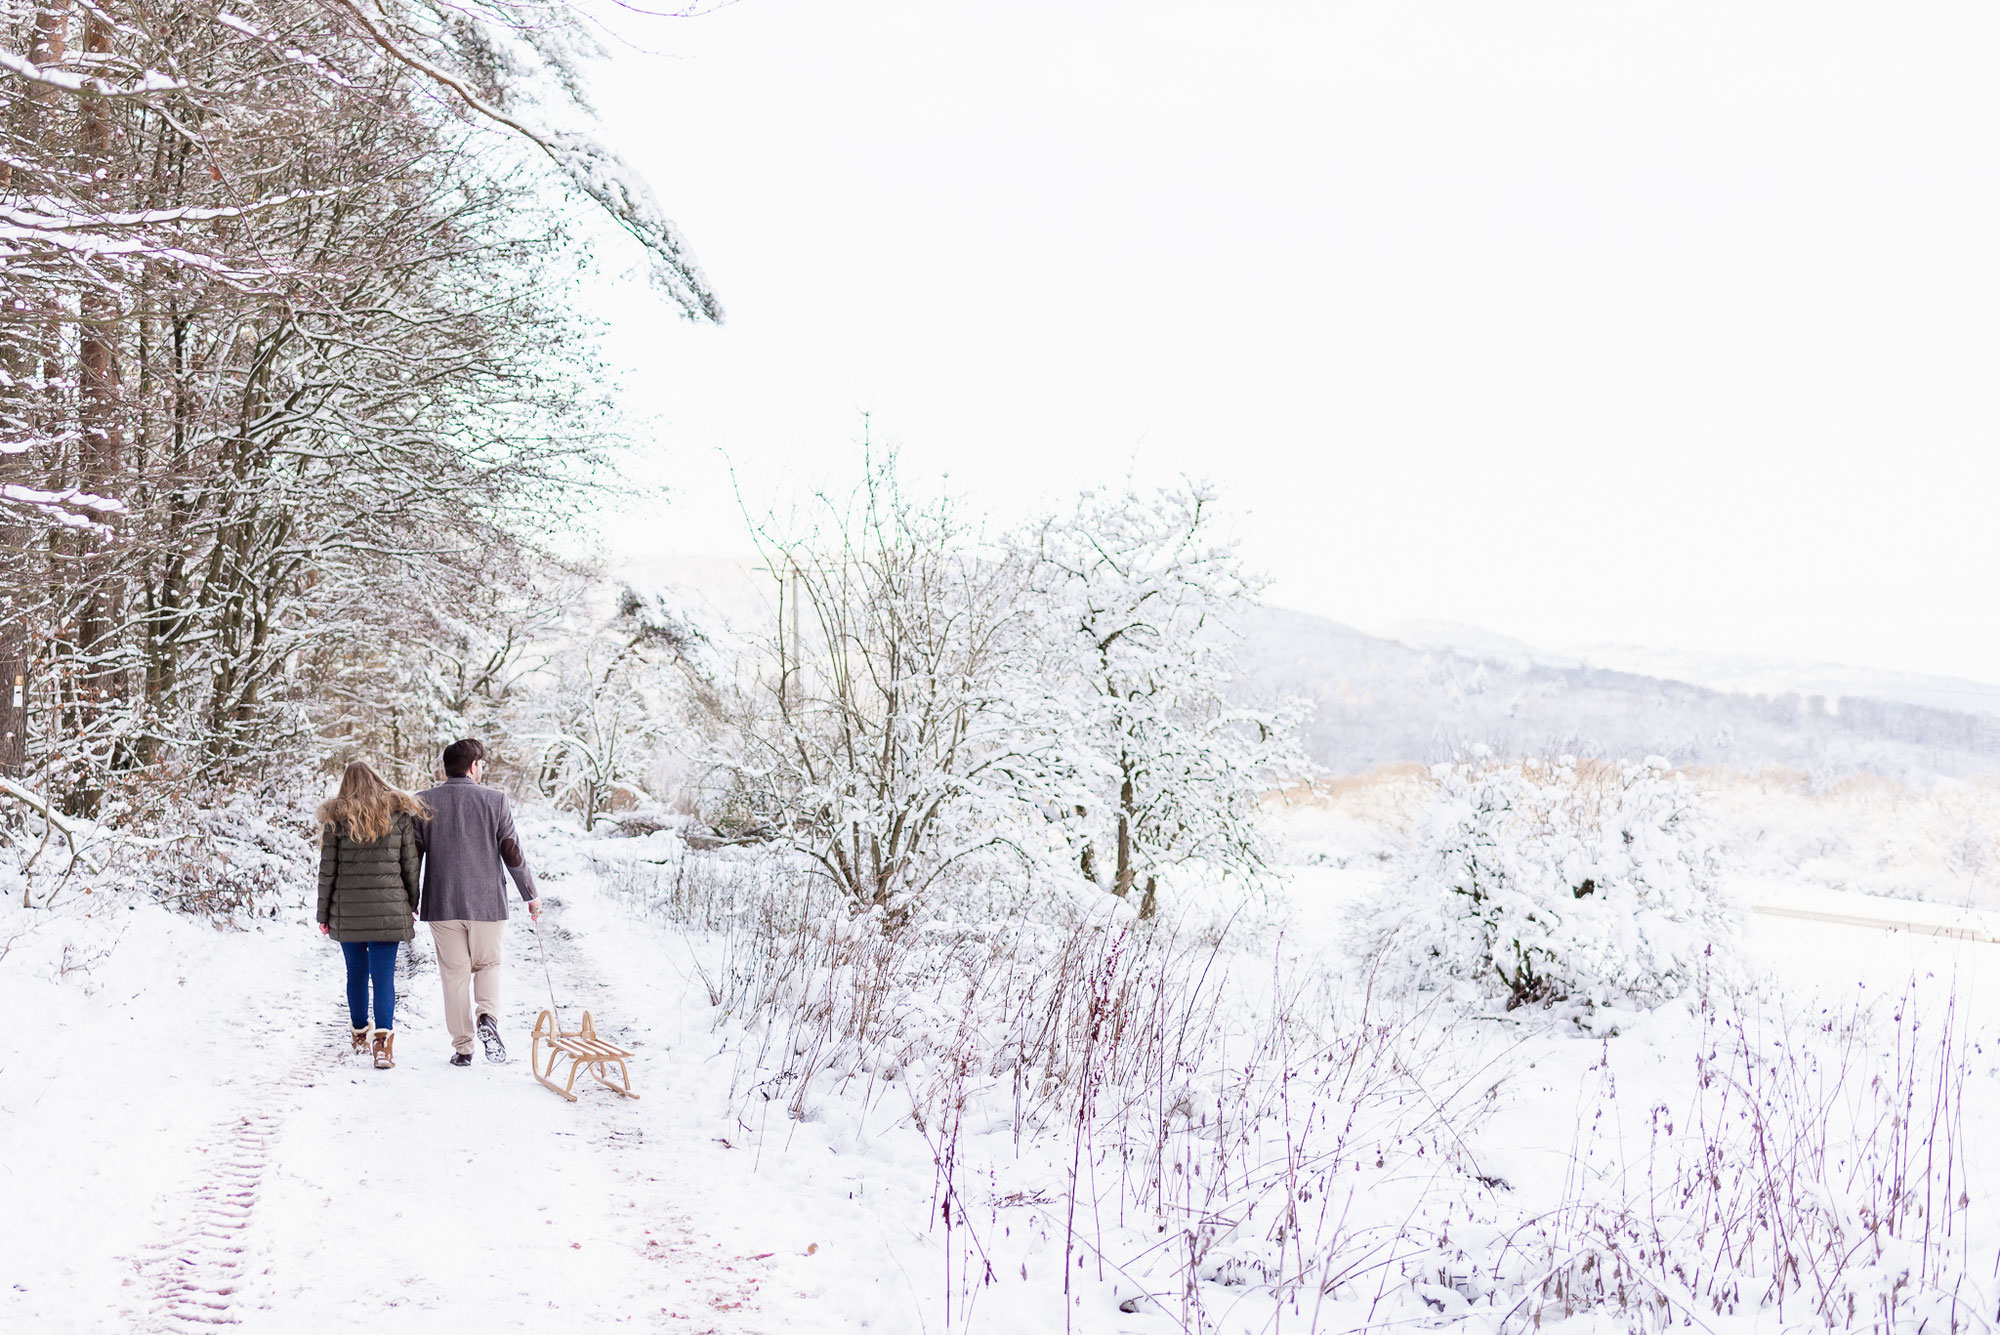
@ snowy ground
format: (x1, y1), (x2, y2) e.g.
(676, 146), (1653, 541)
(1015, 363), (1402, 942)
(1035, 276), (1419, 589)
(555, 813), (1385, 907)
(2, 803), (1996, 1333)
(0, 872), (835, 1332)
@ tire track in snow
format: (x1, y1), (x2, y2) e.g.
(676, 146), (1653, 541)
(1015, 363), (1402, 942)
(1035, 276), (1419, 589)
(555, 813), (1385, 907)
(122, 971), (339, 1332)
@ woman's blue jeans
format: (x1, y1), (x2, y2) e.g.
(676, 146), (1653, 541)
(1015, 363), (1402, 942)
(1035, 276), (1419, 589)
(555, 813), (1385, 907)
(340, 941), (399, 1031)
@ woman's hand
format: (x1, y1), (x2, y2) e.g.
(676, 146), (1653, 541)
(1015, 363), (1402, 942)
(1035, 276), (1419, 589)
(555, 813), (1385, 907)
(318, 923), (329, 936)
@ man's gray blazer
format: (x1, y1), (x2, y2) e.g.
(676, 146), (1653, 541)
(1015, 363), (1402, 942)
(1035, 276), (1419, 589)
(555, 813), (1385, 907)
(415, 776), (536, 922)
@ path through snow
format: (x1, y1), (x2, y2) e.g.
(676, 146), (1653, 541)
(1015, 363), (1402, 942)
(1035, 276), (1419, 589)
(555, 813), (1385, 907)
(1, 877), (846, 1334)
(238, 895), (771, 1332)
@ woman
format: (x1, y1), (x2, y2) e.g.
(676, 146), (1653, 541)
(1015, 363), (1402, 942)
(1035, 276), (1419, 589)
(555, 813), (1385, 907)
(315, 761), (428, 1069)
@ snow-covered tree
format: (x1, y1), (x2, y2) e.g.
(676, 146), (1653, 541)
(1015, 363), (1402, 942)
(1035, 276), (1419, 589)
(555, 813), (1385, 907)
(1020, 482), (1310, 917)
(1378, 756), (1740, 1009)
(1, 0), (720, 811)
(308, 557), (584, 789)
(722, 452), (1044, 918)
(519, 584), (719, 829)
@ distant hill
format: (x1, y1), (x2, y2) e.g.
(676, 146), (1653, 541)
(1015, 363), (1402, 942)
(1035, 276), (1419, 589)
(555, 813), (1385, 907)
(612, 557), (2000, 782)
(1237, 605), (2000, 781)
(1384, 619), (2000, 720)
(1565, 643), (2000, 721)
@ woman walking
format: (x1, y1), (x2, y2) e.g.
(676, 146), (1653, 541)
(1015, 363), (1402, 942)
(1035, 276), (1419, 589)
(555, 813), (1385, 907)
(316, 761), (428, 1069)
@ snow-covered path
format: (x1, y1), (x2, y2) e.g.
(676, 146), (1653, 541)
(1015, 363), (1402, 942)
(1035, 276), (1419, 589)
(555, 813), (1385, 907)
(228, 895), (767, 1332)
(0, 879), (843, 1335)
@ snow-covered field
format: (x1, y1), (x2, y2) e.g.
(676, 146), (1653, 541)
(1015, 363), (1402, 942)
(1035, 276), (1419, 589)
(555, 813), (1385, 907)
(2, 786), (1995, 1333)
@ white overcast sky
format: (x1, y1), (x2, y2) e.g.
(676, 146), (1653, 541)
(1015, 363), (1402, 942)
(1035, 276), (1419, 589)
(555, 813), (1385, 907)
(573, 0), (2000, 682)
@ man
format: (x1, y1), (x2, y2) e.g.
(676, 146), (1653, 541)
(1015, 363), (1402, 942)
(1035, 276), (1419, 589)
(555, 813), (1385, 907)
(416, 738), (541, 1067)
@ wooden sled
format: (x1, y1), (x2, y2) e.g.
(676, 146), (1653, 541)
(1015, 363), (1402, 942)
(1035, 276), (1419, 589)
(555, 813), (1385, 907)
(530, 1009), (639, 1103)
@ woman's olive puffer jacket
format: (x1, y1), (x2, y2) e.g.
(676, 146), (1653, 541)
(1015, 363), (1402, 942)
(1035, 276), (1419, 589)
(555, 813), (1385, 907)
(316, 812), (422, 943)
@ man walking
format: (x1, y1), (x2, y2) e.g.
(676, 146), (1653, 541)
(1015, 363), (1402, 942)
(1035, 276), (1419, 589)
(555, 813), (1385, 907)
(417, 738), (540, 1067)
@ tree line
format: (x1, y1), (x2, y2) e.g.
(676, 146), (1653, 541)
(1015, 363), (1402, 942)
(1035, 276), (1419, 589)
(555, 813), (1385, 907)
(1, 0), (718, 811)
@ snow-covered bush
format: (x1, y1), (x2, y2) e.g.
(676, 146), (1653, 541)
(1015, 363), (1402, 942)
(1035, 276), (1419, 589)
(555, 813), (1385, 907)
(1, 774), (316, 919)
(1380, 756), (1738, 1009)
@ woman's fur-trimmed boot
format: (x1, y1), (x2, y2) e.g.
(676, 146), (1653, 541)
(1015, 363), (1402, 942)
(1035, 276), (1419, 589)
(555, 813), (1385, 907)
(372, 1030), (395, 1070)
(351, 1025), (372, 1054)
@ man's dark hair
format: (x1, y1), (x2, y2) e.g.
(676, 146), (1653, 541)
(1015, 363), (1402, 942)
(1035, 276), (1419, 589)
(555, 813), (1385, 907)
(442, 737), (486, 778)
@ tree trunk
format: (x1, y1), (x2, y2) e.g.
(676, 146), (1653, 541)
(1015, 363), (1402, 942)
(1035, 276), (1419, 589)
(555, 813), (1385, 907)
(29, 4), (66, 102)
(1138, 875), (1157, 921)
(8, 2), (69, 188)
(76, 13), (125, 761)
(1112, 766), (1136, 898)
(0, 258), (33, 783)
(0, 612), (26, 779)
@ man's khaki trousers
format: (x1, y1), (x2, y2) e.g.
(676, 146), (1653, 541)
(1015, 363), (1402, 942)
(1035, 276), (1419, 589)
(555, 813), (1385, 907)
(430, 920), (504, 1054)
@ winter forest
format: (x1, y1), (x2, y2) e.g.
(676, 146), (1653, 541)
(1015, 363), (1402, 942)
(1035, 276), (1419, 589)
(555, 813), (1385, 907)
(3, 2), (1997, 1333)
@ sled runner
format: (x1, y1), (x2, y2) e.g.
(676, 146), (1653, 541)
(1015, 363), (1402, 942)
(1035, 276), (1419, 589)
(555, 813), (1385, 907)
(529, 1009), (639, 1102)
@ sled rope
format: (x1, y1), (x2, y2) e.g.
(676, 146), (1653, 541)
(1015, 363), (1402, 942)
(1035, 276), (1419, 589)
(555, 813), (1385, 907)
(532, 918), (562, 1030)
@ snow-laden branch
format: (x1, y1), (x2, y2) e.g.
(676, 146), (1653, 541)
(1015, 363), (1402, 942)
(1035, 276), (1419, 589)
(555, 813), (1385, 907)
(215, 11), (363, 88)
(0, 47), (188, 98)
(0, 224), (275, 283)
(0, 485), (127, 532)
(0, 777), (107, 884)
(540, 130), (721, 321)
(0, 187), (365, 233)
(0, 777), (87, 840)
(320, 0), (721, 322)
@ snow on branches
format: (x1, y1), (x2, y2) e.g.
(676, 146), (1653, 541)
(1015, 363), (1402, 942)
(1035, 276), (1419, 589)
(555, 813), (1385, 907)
(3, 0), (702, 806)
(1376, 756), (1741, 1010)
(0, 483), (122, 531)
(1023, 481), (1312, 916)
(705, 459), (1311, 923)
(318, 0), (721, 320)
(726, 453), (1043, 917)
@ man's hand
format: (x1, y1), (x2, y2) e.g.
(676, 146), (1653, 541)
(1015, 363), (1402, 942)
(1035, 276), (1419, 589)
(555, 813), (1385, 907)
(527, 899), (542, 923)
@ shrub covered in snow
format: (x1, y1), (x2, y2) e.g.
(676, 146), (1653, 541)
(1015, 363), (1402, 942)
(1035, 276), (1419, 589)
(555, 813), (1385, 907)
(1379, 756), (1739, 1009)
(3, 777), (318, 920)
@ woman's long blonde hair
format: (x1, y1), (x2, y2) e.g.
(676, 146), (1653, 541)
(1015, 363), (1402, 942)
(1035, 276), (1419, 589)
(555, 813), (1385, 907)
(317, 761), (431, 843)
